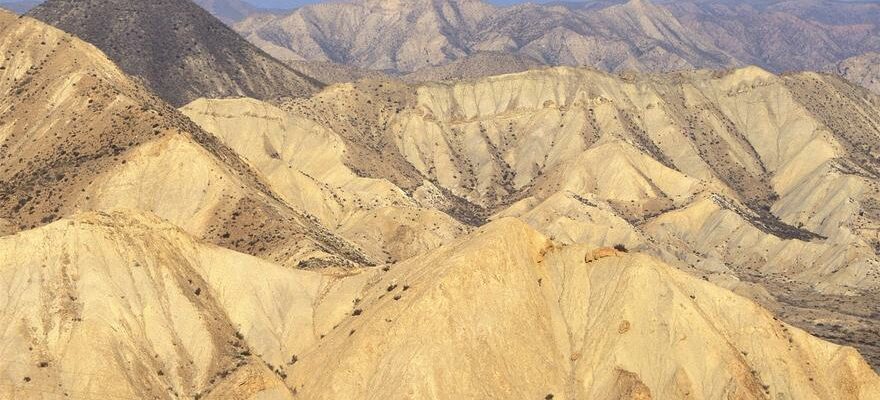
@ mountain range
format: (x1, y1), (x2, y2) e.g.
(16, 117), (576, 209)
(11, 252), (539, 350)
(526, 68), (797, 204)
(180, 63), (880, 369)
(1, 0), (880, 398)
(234, 0), (735, 73)
(232, 0), (880, 94)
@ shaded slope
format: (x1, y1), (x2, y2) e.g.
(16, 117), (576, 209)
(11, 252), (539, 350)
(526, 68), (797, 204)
(28, 0), (321, 106)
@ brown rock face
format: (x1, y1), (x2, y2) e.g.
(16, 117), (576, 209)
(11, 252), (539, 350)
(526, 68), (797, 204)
(587, 247), (620, 262)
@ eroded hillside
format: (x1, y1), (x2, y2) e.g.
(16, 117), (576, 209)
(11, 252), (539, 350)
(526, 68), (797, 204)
(236, 65), (880, 367)
(0, 10), (370, 268)
(181, 98), (469, 264)
(0, 0), (878, 395)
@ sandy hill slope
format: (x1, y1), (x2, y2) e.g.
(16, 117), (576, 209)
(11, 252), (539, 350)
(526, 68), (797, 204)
(288, 218), (880, 399)
(2, 210), (877, 399)
(0, 210), (299, 399)
(0, 10), (369, 268)
(233, 0), (735, 74)
(0, 210), (375, 399)
(836, 52), (880, 96)
(27, 0), (321, 106)
(247, 66), (880, 367)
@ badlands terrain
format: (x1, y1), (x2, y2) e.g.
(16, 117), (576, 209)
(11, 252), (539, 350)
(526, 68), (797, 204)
(0, 0), (880, 399)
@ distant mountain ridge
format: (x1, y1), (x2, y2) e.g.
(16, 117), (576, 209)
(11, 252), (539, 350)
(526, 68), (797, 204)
(664, 0), (880, 73)
(28, 0), (322, 106)
(233, 0), (880, 91)
(235, 0), (736, 74)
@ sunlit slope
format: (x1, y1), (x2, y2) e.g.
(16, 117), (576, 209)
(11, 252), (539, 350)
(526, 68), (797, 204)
(0, 210), (375, 399)
(279, 67), (880, 292)
(272, 66), (880, 365)
(287, 218), (880, 399)
(2, 211), (877, 399)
